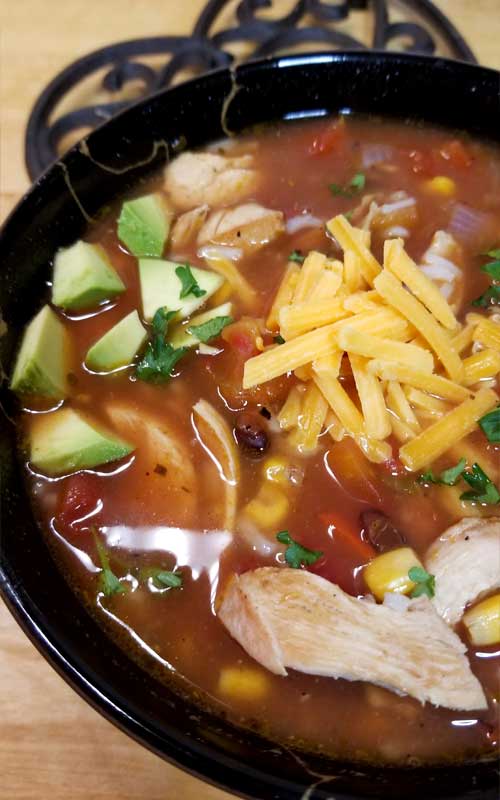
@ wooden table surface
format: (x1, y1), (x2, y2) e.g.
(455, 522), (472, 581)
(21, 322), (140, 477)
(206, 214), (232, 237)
(1, 2), (499, 798)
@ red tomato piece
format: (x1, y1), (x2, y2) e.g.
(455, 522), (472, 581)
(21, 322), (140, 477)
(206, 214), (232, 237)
(308, 120), (347, 157)
(57, 473), (103, 530)
(440, 139), (473, 168)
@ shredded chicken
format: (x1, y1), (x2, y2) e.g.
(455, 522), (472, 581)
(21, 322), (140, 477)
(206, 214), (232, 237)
(164, 152), (258, 211)
(218, 567), (486, 710)
(170, 205), (209, 250)
(354, 191), (417, 239)
(419, 230), (464, 309)
(197, 203), (285, 253)
(426, 517), (500, 625)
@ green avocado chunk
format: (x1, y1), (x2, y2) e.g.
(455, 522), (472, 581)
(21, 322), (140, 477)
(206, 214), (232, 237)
(30, 407), (134, 476)
(169, 302), (233, 349)
(139, 258), (223, 322)
(10, 305), (69, 398)
(52, 241), (125, 311)
(85, 310), (147, 372)
(118, 193), (172, 257)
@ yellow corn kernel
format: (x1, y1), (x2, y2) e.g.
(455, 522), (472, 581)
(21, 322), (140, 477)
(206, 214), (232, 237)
(218, 666), (270, 700)
(463, 594), (500, 647)
(243, 483), (289, 529)
(423, 176), (456, 197)
(364, 547), (424, 601)
(262, 456), (290, 486)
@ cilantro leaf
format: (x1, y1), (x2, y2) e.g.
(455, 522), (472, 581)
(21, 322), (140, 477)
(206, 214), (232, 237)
(175, 264), (206, 299)
(274, 334), (285, 345)
(136, 307), (187, 383)
(460, 463), (500, 505)
(408, 566), (436, 599)
(485, 248), (500, 259)
(479, 407), (500, 443)
(473, 250), (500, 306)
(276, 530), (323, 569)
(94, 534), (126, 597)
(472, 285), (500, 307)
(481, 260), (500, 280)
(329, 172), (366, 198)
(188, 315), (233, 343)
(155, 570), (183, 589)
(418, 458), (466, 486)
(289, 250), (305, 264)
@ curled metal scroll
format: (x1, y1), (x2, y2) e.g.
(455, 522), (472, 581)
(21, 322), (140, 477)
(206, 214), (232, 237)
(25, 0), (476, 179)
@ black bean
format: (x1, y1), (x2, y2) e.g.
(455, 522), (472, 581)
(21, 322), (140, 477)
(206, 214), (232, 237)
(234, 412), (269, 458)
(360, 510), (407, 553)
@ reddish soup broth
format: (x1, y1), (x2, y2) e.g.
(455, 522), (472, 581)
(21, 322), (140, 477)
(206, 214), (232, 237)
(18, 116), (500, 766)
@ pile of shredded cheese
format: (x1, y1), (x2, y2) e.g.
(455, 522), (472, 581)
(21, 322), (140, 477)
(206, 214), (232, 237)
(243, 214), (500, 470)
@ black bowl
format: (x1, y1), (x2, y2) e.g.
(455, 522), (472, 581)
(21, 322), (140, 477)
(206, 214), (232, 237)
(0, 52), (499, 800)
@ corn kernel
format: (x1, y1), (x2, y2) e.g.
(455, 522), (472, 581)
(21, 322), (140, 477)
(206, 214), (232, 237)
(364, 547), (423, 601)
(423, 176), (456, 197)
(243, 483), (289, 529)
(463, 594), (500, 647)
(262, 456), (290, 486)
(218, 666), (270, 700)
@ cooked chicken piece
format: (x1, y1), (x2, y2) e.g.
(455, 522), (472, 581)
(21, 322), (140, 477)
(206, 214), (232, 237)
(218, 567), (487, 711)
(426, 517), (500, 625)
(105, 403), (197, 525)
(197, 203), (285, 254)
(170, 205), (209, 251)
(419, 231), (464, 310)
(164, 152), (258, 211)
(354, 191), (417, 239)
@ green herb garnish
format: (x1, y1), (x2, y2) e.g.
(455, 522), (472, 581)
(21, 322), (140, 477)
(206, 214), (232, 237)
(274, 334), (285, 345)
(154, 569), (183, 589)
(472, 249), (500, 307)
(418, 458), (466, 486)
(329, 172), (366, 198)
(276, 530), (323, 569)
(94, 534), (126, 597)
(136, 307), (187, 383)
(175, 264), (207, 299)
(188, 315), (233, 343)
(460, 463), (500, 505)
(408, 566), (436, 599)
(289, 250), (305, 264)
(478, 407), (500, 443)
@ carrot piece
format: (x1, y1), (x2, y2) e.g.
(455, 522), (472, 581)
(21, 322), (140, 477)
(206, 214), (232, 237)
(319, 510), (376, 562)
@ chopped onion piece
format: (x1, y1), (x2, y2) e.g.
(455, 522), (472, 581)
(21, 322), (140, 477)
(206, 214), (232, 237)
(362, 144), (393, 168)
(198, 343), (221, 356)
(379, 196), (416, 215)
(197, 244), (243, 262)
(386, 225), (410, 238)
(448, 204), (489, 243)
(286, 214), (323, 234)
(383, 592), (412, 612)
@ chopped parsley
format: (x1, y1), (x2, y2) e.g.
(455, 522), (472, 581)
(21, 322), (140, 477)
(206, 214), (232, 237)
(276, 530), (323, 569)
(408, 566), (436, 599)
(478, 407), (500, 443)
(274, 334), (285, 345)
(472, 249), (500, 307)
(419, 458), (466, 486)
(289, 250), (305, 264)
(94, 533), (126, 597)
(460, 463), (500, 505)
(329, 172), (366, 198)
(175, 263), (207, 299)
(188, 315), (233, 343)
(136, 307), (187, 383)
(154, 569), (183, 589)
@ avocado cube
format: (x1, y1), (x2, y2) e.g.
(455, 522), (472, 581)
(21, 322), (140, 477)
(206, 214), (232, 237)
(52, 241), (125, 311)
(139, 258), (223, 322)
(169, 302), (233, 349)
(10, 305), (69, 398)
(85, 310), (147, 372)
(118, 193), (172, 257)
(30, 407), (134, 476)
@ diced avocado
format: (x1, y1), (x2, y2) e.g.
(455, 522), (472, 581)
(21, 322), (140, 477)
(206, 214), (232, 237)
(139, 258), (223, 322)
(169, 302), (233, 349)
(30, 407), (134, 476)
(52, 241), (125, 311)
(85, 310), (147, 372)
(118, 193), (172, 257)
(10, 305), (69, 398)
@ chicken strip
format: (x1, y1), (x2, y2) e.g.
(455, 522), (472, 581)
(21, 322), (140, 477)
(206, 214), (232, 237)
(164, 152), (257, 211)
(218, 567), (486, 711)
(419, 230), (464, 310)
(198, 203), (285, 254)
(426, 517), (500, 625)
(170, 204), (209, 251)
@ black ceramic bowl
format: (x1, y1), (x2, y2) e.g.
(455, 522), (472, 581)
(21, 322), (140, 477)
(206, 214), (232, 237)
(0, 52), (499, 800)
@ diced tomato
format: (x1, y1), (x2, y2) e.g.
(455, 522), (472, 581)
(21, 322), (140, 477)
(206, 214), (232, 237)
(325, 438), (383, 505)
(440, 139), (473, 169)
(319, 510), (376, 563)
(56, 473), (103, 531)
(222, 319), (260, 359)
(308, 120), (347, 157)
(408, 148), (439, 177)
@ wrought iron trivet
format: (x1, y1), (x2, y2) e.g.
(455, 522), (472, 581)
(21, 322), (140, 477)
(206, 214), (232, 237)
(25, 0), (476, 180)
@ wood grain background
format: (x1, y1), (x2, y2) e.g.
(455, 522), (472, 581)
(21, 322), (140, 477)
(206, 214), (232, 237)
(1, 2), (499, 798)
